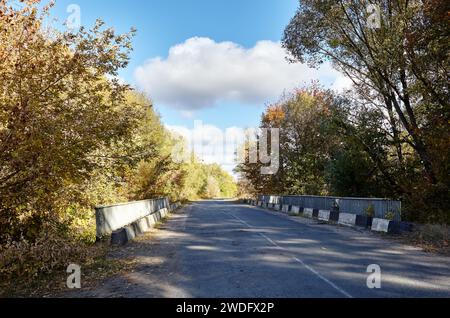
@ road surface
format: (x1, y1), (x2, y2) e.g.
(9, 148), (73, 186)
(73, 200), (450, 298)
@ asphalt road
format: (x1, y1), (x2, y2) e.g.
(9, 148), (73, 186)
(74, 200), (450, 298)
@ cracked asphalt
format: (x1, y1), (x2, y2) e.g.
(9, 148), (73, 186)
(69, 200), (450, 298)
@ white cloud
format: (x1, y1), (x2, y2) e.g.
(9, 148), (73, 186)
(135, 37), (350, 110)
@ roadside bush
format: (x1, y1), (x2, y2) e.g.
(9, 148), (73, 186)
(0, 221), (92, 283)
(366, 204), (375, 218)
(407, 224), (450, 255)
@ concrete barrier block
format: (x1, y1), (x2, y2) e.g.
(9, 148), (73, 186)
(372, 218), (389, 232)
(303, 208), (314, 218)
(282, 205), (289, 213)
(125, 225), (136, 241)
(338, 213), (357, 226)
(135, 218), (149, 234)
(318, 210), (331, 221)
(96, 198), (170, 238)
(312, 209), (319, 218)
(160, 207), (169, 217)
(145, 214), (156, 227)
(274, 204), (281, 211)
(329, 211), (340, 222)
(155, 210), (163, 222)
(355, 215), (373, 228)
(389, 221), (402, 234)
(371, 218), (402, 233)
(291, 206), (300, 214)
(111, 228), (128, 245)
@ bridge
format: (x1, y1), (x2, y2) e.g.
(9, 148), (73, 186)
(71, 200), (450, 298)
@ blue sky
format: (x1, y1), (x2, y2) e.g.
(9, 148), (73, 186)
(48, 0), (350, 175)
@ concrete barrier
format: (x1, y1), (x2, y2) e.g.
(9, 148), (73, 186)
(318, 210), (331, 221)
(304, 208), (314, 218)
(355, 215), (373, 228)
(329, 211), (340, 222)
(338, 213), (357, 226)
(371, 218), (401, 233)
(254, 194), (410, 236)
(110, 207), (171, 245)
(291, 206), (301, 214)
(96, 198), (170, 238)
(260, 194), (402, 221)
(318, 210), (340, 222)
(372, 218), (390, 232)
(312, 209), (319, 218)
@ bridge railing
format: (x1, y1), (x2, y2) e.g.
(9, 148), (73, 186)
(258, 194), (401, 221)
(95, 197), (170, 238)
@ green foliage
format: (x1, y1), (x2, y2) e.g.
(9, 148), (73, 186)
(204, 176), (221, 199)
(237, 85), (344, 197)
(366, 205), (375, 218)
(385, 211), (395, 221)
(0, 0), (137, 242)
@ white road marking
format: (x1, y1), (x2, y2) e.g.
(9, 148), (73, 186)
(223, 211), (353, 298)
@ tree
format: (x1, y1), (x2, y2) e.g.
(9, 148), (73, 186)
(237, 85), (344, 196)
(283, 0), (450, 222)
(0, 0), (136, 241)
(283, 0), (448, 183)
(204, 176), (221, 199)
(278, 87), (343, 195)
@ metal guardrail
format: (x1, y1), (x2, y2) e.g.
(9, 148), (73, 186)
(258, 195), (401, 221)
